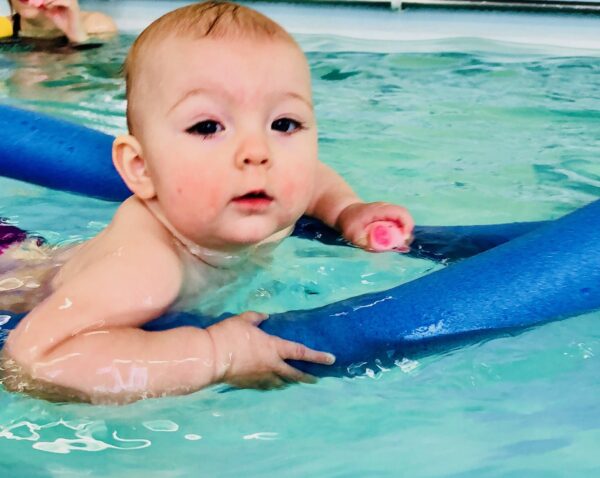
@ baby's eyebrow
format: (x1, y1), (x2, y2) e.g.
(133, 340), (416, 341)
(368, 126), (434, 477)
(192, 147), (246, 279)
(169, 87), (212, 114)
(168, 87), (313, 114)
(280, 91), (313, 112)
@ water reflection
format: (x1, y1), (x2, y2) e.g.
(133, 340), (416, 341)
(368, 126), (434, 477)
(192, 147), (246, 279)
(0, 35), (131, 131)
(0, 418), (151, 454)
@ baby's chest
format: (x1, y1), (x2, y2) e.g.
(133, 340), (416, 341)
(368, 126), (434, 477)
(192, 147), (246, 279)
(172, 259), (236, 311)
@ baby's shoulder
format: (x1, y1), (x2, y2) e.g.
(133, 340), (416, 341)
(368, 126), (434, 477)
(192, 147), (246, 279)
(98, 202), (182, 275)
(111, 197), (172, 243)
(57, 200), (183, 295)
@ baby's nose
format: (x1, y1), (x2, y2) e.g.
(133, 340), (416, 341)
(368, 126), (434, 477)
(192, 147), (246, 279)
(235, 133), (271, 169)
(242, 156), (269, 166)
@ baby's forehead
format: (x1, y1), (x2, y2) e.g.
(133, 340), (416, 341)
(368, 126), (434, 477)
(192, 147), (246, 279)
(147, 32), (302, 65)
(127, 33), (310, 131)
(137, 34), (308, 89)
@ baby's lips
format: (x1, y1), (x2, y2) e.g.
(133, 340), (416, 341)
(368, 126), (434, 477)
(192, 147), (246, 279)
(366, 221), (409, 252)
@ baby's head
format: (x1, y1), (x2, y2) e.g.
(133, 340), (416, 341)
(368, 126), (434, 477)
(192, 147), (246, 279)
(114, 1), (318, 251)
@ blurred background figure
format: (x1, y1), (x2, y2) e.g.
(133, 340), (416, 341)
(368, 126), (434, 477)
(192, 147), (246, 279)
(5, 0), (116, 43)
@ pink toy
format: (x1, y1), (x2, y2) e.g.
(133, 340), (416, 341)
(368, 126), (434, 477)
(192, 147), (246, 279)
(366, 220), (409, 252)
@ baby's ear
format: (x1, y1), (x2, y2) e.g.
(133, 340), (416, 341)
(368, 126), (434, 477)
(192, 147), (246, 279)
(112, 134), (156, 200)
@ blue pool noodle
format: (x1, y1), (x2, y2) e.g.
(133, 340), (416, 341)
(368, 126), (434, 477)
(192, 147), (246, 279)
(145, 199), (600, 375)
(0, 104), (130, 200)
(1, 104), (599, 376)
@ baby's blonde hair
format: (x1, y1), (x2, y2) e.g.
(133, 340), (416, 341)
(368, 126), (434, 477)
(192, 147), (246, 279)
(124, 1), (299, 133)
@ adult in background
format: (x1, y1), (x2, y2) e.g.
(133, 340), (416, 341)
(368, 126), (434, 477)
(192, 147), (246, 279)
(6, 0), (116, 43)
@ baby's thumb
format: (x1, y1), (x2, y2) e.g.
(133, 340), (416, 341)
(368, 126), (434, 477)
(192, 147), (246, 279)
(237, 311), (269, 326)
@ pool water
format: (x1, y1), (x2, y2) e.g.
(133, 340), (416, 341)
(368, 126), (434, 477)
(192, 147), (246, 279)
(0, 32), (599, 477)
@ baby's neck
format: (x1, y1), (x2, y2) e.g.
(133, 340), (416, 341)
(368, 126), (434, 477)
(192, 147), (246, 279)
(177, 236), (253, 269)
(144, 200), (290, 269)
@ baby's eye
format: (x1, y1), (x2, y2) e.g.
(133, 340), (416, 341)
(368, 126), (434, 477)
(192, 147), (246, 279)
(186, 120), (224, 136)
(271, 118), (303, 133)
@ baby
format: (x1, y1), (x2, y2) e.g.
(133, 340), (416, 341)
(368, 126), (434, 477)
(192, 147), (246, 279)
(1, 1), (413, 404)
(7, 0), (116, 43)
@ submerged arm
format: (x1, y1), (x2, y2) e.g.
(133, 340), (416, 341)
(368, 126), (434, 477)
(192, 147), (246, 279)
(2, 238), (335, 402)
(3, 242), (220, 403)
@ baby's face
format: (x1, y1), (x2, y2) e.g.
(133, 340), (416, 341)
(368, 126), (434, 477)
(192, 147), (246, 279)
(134, 35), (318, 251)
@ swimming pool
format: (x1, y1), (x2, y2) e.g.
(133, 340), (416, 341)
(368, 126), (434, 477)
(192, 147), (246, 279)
(1, 1), (599, 476)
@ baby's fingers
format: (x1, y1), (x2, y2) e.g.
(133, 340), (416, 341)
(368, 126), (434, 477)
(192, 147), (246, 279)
(276, 339), (336, 365)
(253, 375), (286, 390)
(275, 362), (317, 384)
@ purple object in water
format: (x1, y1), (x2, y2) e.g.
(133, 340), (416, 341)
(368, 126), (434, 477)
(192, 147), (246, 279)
(0, 220), (27, 255)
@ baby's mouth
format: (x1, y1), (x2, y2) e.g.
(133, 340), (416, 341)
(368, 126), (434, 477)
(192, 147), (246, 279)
(232, 190), (274, 208)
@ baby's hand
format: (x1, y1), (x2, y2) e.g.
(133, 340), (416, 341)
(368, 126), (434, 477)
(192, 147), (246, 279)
(207, 312), (335, 390)
(337, 202), (414, 252)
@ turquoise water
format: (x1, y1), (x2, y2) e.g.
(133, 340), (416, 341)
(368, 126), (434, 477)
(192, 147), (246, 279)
(0, 33), (599, 476)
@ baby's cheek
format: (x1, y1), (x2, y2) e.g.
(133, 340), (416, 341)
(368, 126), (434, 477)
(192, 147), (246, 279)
(279, 181), (295, 199)
(192, 182), (221, 216)
(280, 176), (313, 211)
(203, 189), (222, 217)
(170, 174), (217, 215)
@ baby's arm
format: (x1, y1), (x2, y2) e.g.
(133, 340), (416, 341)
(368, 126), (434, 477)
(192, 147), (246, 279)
(307, 162), (414, 251)
(3, 240), (333, 403)
(307, 162), (362, 228)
